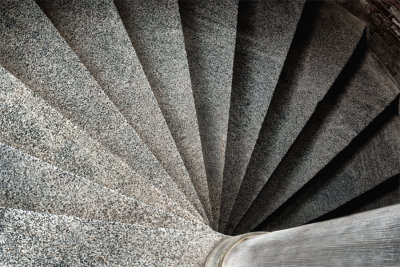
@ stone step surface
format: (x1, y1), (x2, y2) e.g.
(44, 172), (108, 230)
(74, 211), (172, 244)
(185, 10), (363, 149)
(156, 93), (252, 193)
(35, 0), (207, 222)
(0, 207), (224, 266)
(254, 101), (400, 231)
(226, 1), (366, 233)
(0, 0), (200, 218)
(0, 142), (210, 232)
(0, 66), (201, 223)
(311, 174), (400, 224)
(179, 0), (239, 228)
(114, 0), (213, 224)
(235, 50), (400, 234)
(219, 0), (306, 231)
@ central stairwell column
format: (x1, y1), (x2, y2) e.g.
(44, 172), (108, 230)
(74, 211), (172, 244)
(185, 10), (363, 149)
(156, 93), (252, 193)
(205, 204), (400, 266)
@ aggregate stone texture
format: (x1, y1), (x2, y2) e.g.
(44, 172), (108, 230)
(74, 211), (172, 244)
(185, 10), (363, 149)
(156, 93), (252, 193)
(179, 0), (239, 227)
(0, 142), (210, 232)
(35, 0), (207, 222)
(0, 207), (225, 266)
(257, 109), (400, 231)
(325, 175), (399, 218)
(0, 0), (201, 219)
(235, 51), (400, 234)
(114, 0), (213, 224)
(226, 1), (366, 233)
(0, 66), (201, 223)
(310, 174), (400, 224)
(219, 0), (306, 232)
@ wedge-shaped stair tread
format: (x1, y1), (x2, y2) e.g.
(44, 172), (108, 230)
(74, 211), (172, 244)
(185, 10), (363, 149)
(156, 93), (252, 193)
(0, 142), (209, 232)
(0, 207), (224, 266)
(227, 1), (365, 232)
(114, 0), (213, 223)
(312, 175), (400, 224)
(219, 0), (305, 231)
(0, 0), (199, 218)
(179, 0), (239, 228)
(35, 0), (207, 222)
(235, 50), (400, 233)
(255, 103), (400, 231)
(0, 66), (200, 223)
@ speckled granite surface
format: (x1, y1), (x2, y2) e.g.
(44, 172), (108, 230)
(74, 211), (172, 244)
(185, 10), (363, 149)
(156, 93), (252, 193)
(257, 104), (400, 231)
(226, 1), (366, 233)
(114, 0), (213, 224)
(0, 142), (210, 232)
(219, 0), (305, 231)
(0, 65), (201, 223)
(179, 0), (238, 227)
(312, 175), (400, 222)
(236, 51), (400, 233)
(0, 207), (224, 266)
(35, 0), (207, 222)
(0, 0), (398, 264)
(0, 0), (200, 217)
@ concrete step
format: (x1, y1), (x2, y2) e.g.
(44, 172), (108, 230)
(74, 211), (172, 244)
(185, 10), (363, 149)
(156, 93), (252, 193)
(35, 0), (207, 222)
(226, 1), (366, 233)
(253, 99), (400, 231)
(179, 0), (239, 228)
(114, 0), (213, 224)
(219, 0), (306, 231)
(311, 175), (399, 224)
(0, 65), (201, 223)
(235, 50), (400, 234)
(0, 142), (210, 232)
(0, 207), (224, 266)
(0, 0), (200, 218)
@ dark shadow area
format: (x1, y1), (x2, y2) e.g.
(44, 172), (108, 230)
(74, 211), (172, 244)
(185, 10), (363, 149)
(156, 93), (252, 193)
(241, 0), (321, 183)
(226, 0), (321, 234)
(310, 174), (399, 224)
(254, 96), (399, 232)
(237, 28), (368, 234)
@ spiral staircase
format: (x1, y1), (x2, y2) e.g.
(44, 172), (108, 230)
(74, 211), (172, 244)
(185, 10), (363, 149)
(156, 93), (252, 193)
(0, 0), (399, 266)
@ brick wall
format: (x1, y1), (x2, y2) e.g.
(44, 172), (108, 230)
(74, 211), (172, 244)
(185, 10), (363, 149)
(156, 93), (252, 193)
(338, 0), (400, 85)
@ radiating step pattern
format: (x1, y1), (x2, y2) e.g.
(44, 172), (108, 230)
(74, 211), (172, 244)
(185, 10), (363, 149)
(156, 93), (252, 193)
(35, 0), (207, 223)
(0, 207), (224, 266)
(219, 0), (306, 231)
(236, 50), (400, 234)
(0, 142), (209, 232)
(0, 0), (399, 264)
(255, 101), (400, 231)
(0, 0), (200, 218)
(0, 66), (200, 223)
(226, 1), (366, 233)
(179, 0), (239, 227)
(114, 0), (213, 224)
